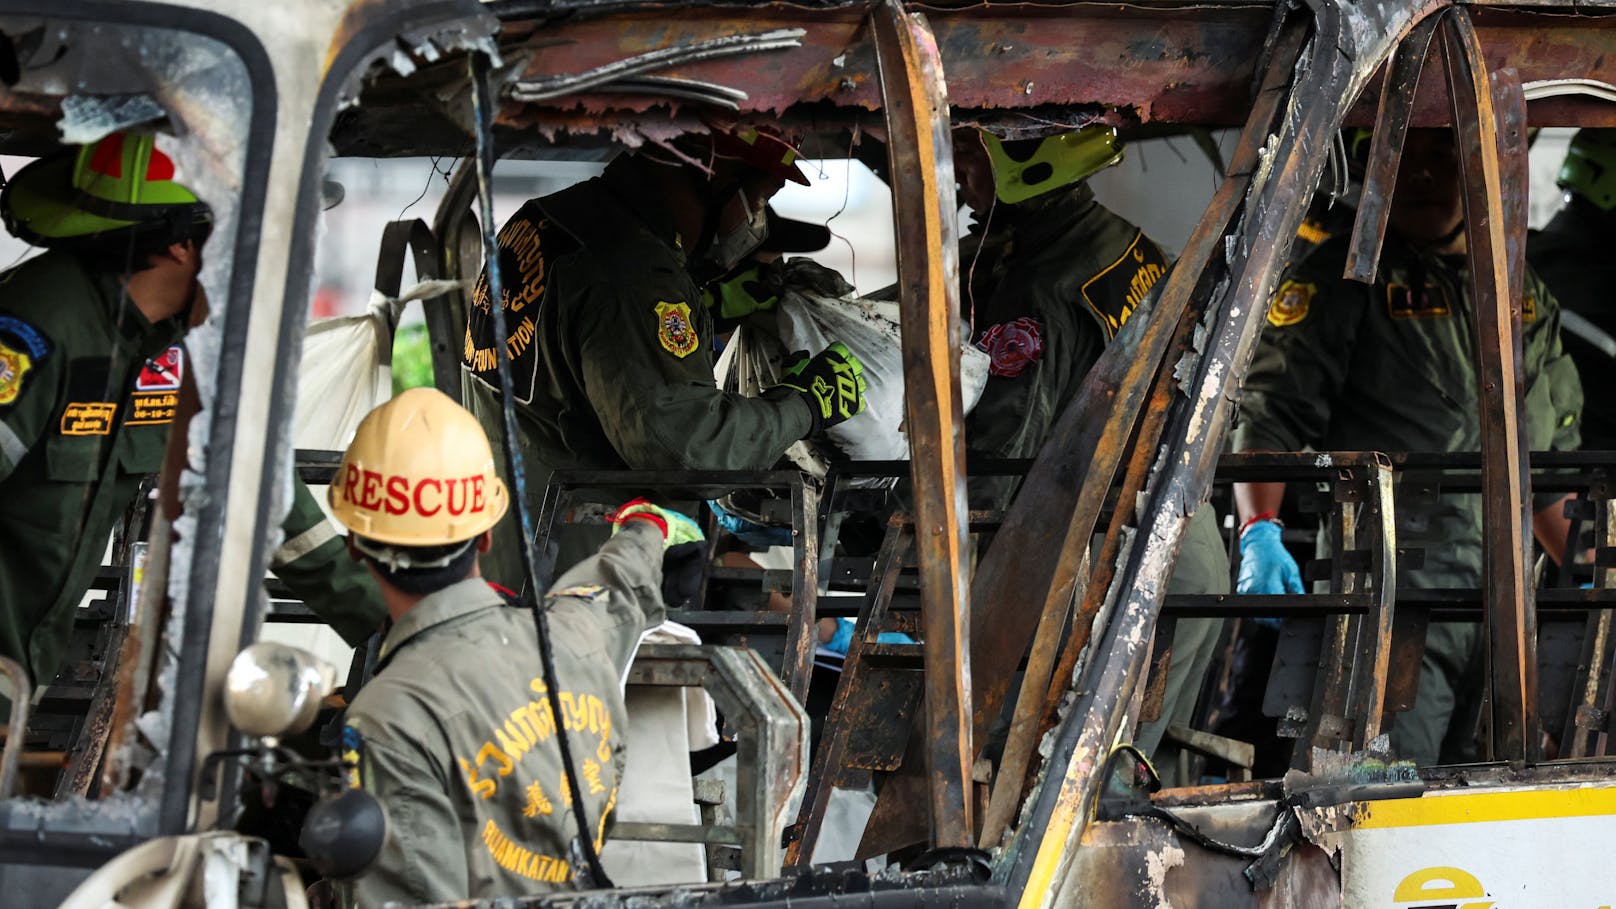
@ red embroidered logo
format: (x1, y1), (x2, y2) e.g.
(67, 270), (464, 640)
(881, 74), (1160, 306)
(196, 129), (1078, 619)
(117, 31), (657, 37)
(136, 345), (184, 391)
(976, 317), (1044, 378)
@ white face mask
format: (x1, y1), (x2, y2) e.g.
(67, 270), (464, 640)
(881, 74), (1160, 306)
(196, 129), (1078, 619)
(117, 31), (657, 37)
(702, 188), (770, 275)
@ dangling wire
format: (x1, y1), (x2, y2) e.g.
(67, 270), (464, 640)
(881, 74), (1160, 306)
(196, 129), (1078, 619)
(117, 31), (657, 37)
(1326, 129), (1349, 210)
(468, 51), (613, 889)
(963, 131), (996, 338)
(822, 132), (858, 287)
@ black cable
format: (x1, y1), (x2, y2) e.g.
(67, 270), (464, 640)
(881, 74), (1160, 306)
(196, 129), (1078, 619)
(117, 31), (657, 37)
(1145, 804), (1292, 860)
(469, 51), (613, 889)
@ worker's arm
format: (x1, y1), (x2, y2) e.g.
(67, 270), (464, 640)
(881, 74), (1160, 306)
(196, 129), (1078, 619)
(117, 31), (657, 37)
(344, 719), (469, 906)
(575, 276), (814, 471)
(1231, 268), (1362, 595)
(1522, 270), (1587, 570)
(1533, 495), (1577, 568)
(1234, 481), (1286, 525)
(544, 517), (669, 676)
(269, 478), (387, 646)
(0, 315), (65, 483)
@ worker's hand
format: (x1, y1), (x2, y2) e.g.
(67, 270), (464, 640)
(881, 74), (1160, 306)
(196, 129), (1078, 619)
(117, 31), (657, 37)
(819, 617), (915, 657)
(1236, 520), (1304, 595)
(612, 498), (705, 549)
(703, 264), (780, 320)
(775, 341), (867, 436)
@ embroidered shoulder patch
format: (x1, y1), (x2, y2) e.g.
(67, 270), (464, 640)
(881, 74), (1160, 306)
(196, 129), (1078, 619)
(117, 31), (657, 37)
(1295, 218), (1330, 246)
(1268, 280), (1315, 327)
(1522, 294), (1538, 323)
(655, 301), (699, 358)
(1079, 231), (1168, 339)
(0, 343), (31, 406)
(0, 315), (53, 363)
(1385, 282), (1451, 320)
(976, 317), (1044, 378)
(549, 584), (607, 602)
(463, 208), (575, 405)
(0, 315), (52, 408)
(136, 345), (184, 391)
(124, 345), (185, 426)
(341, 724), (365, 790)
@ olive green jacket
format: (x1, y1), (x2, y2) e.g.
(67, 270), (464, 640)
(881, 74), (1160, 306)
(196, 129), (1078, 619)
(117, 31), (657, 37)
(1529, 202), (1616, 450)
(0, 249), (383, 685)
(344, 520), (665, 905)
(0, 250), (183, 684)
(1235, 233), (1584, 589)
(463, 159), (812, 582)
(963, 183), (1172, 466)
(274, 479), (387, 646)
(959, 185), (1228, 600)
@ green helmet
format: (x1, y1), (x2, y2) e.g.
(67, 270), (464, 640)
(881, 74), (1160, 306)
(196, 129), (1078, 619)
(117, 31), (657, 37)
(981, 124), (1124, 204)
(1, 131), (210, 247)
(1557, 129), (1616, 211)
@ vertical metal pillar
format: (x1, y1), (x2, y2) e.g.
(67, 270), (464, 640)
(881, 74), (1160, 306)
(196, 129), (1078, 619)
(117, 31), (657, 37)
(870, 0), (973, 848)
(783, 476), (822, 705)
(1441, 9), (1538, 761)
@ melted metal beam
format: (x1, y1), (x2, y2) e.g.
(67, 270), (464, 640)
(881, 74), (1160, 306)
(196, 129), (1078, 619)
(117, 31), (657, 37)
(861, 9), (1310, 864)
(1345, 14), (1440, 285)
(871, 0), (973, 850)
(1440, 8), (1538, 762)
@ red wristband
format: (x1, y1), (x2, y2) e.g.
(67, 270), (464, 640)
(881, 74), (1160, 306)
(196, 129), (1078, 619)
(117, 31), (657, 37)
(1240, 511), (1281, 536)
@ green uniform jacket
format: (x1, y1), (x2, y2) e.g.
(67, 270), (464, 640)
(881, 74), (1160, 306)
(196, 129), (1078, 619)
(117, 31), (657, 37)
(1529, 203), (1616, 450)
(0, 250), (383, 685)
(960, 184), (1227, 598)
(0, 250), (183, 684)
(274, 479), (387, 646)
(463, 159), (812, 581)
(1234, 233), (1584, 589)
(963, 183), (1171, 465)
(344, 521), (665, 905)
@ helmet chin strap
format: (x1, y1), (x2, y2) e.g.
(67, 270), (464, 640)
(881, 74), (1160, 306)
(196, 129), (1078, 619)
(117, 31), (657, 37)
(352, 534), (476, 572)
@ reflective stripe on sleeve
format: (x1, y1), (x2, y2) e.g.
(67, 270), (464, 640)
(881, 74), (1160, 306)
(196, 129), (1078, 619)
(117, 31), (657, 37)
(0, 419), (26, 467)
(271, 520), (339, 568)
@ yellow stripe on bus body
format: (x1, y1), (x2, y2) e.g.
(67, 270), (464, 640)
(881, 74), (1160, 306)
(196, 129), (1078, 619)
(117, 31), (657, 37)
(1355, 784), (1616, 830)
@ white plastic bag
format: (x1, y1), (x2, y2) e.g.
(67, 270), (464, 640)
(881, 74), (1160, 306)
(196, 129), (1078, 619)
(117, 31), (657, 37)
(292, 279), (465, 451)
(762, 262), (990, 462)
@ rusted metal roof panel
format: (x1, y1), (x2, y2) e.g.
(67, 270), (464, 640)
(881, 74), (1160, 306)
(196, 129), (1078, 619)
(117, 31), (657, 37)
(494, 5), (1271, 123)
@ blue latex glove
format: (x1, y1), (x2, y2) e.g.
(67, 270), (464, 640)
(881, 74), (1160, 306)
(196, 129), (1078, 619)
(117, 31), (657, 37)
(822, 617), (914, 657)
(708, 499), (794, 548)
(1237, 520), (1304, 595)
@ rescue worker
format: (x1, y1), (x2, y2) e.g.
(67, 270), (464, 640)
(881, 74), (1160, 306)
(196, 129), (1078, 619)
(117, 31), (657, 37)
(331, 388), (676, 903)
(1531, 128), (1616, 451)
(953, 126), (1231, 782)
(0, 131), (384, 687)
(463, 125), (867, 584)
(1234, 128), (1584, 765)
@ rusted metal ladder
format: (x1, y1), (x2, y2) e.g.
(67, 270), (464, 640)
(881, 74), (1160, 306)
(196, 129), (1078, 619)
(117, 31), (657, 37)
(782, 511), (922, 869)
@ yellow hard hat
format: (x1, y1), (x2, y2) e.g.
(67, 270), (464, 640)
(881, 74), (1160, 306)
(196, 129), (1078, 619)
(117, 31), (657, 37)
(327, 388), (508, 546)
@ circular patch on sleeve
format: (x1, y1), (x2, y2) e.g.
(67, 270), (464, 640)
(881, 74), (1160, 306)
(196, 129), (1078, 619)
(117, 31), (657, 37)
(0, 314), (51, 407)
(654, 301), (700, 358)
(1267, 280), (1315, 327)
(976, 317), (1044, 378)
(0, 343), (31, 406)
